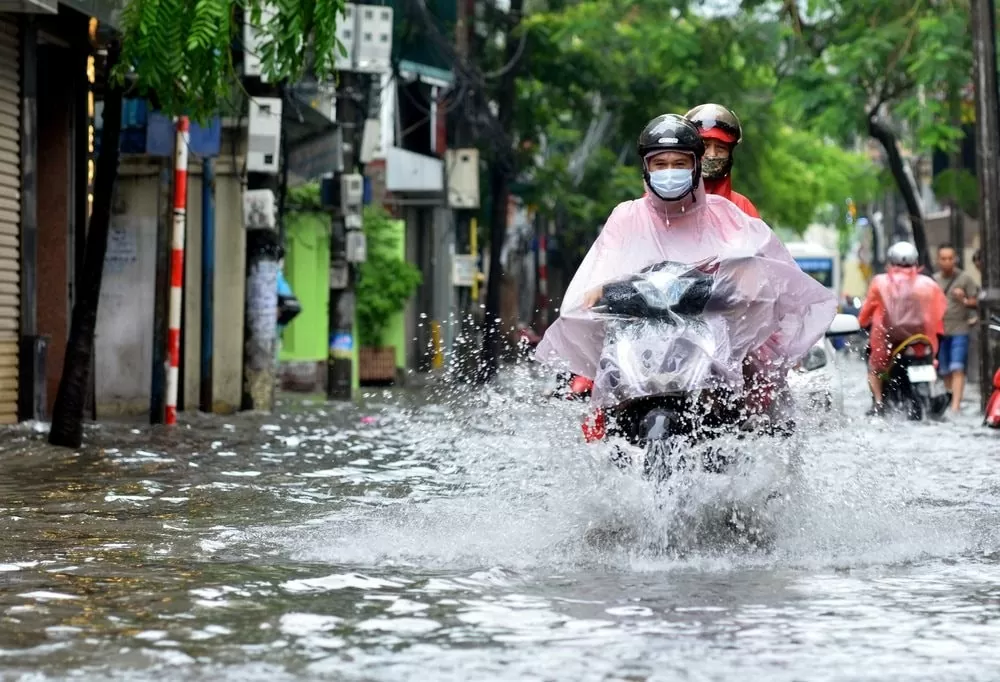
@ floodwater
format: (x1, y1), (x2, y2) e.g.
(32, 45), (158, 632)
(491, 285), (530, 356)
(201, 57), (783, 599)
(1, 357), (999, 681)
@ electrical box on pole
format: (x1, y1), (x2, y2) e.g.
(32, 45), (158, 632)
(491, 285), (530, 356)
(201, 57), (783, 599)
(335, 3), (357, 71)
(354, 5), (393, 73)
(242, 4), (277, 79)
(446, 148), (480, 209)
(247, 97), (283, 174)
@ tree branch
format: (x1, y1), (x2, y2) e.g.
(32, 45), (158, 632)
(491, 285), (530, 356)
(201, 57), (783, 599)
(867, 115), (932, 269)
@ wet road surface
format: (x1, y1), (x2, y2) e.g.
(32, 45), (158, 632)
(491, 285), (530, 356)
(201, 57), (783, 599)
(1, 357), (999, 681)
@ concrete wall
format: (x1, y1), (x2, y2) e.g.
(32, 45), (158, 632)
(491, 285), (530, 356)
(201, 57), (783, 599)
(95, 139), (247, 417)
(182, 154), (246, 414)
(95, 159), (160, 418)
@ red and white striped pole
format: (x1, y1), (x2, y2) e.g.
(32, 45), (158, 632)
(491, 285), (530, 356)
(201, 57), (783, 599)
(165, 117), (190, 425)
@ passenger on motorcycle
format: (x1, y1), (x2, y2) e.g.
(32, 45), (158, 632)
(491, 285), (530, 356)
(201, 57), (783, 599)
(535, 114), (838, 440)
(684, 103), (760, 218)
(858, 241), (948, 416)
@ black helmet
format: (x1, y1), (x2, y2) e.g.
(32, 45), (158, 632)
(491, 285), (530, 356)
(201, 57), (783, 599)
(685, 103), (742, 181)
(637, 114), (704, 200)
(684, 103), (743, 146)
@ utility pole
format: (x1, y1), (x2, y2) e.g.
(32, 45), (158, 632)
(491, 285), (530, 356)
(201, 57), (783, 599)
(451, 0), (479, 382)
(327, 72), (364, 400)
(478, 0), (524, 383)
(970, 0), (1000, 409)
(948, 90), (965, 263)
(239, 79), (284, 411)
(948, 87), (965, 267)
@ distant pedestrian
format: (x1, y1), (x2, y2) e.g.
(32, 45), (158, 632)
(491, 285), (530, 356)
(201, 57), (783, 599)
(934, 243), (981, 414)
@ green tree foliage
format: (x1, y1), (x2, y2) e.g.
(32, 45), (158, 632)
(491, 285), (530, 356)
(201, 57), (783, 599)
(508, 0), (879, 268)
(772, 0), (973, 265)
(775, 0), (971, 152)
(356, 208), (423, 348)
(116, 0), (347, 119)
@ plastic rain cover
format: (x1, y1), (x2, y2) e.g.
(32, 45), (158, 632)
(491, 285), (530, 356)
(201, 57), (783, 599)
(535, 188), (838, 408)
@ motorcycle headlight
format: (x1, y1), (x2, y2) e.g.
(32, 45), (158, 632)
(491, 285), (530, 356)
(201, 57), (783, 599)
(800, 345), (828, 372)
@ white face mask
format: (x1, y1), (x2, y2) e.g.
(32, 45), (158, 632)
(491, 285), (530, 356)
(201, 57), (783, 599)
(648, 169), (694, 200)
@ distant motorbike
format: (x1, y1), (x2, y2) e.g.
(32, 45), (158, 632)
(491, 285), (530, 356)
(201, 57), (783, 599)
(984, 316), (1000, 428)
(880, 332), (950, 421)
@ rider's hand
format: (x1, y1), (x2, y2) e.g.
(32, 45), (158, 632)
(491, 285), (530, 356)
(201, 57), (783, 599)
(582, 287), (604, 309)
(952, 287), (967, 301)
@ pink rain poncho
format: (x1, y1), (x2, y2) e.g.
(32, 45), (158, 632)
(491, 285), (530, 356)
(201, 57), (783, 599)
(535, 184), (838, 408)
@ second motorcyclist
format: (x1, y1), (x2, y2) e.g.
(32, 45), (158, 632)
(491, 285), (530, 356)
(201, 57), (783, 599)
(858, 241), (947, 416)
(684, 103), (760, 218)
(535, 114), (838, 441)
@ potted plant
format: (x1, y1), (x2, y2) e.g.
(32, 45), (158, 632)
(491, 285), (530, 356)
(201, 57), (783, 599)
(357, 207), (422, 383)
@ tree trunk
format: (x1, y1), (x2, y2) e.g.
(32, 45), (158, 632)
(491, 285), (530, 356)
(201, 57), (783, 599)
(477, 0), (524, 383)
(948, 93), (965, 264)
(867, 115), (931, 270)
(479, 158), (510, 383)
(48, 41), (123, 448)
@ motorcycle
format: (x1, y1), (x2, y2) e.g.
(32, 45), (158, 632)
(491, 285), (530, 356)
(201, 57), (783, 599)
(584, 260), (791, 481)
(880, 332), (950, 420)
(984, 316), (1000, 428)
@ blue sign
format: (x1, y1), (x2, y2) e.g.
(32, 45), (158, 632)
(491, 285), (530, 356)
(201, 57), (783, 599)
(330, 333), (354, 354)
(795, 258), (834, 272)
(146, 111), (222, 158)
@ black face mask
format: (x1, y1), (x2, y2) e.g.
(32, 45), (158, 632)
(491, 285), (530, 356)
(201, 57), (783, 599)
(702, 156), (733, 180)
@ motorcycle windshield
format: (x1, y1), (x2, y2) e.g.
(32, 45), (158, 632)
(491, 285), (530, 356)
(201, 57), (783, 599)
(535, 195), (838, 408)
(591, 261), (759, 406)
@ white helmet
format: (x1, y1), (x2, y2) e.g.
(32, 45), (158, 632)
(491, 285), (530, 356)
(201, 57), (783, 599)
(887, 241), (919, 267)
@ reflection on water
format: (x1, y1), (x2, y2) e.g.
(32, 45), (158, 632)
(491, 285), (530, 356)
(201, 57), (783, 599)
(0, 359), (999, 680)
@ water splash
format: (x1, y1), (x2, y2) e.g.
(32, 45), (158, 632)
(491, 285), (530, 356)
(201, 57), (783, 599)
(269, 357), (993, 575)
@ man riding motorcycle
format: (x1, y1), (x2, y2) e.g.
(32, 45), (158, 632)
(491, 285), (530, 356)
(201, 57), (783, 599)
(535, 114), (837, 443)
(567, 104), (762, 401)
(685, 103), (760, 218)
(858, 241), (947, 416)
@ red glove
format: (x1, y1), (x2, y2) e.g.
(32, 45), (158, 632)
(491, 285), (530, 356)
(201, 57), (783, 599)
(581, 409), (606, 442)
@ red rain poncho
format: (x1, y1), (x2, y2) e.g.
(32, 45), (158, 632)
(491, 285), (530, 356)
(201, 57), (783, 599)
(858, 267), (947, 373)
(536, 182), (838, 409)
(703, 175), (760, 218)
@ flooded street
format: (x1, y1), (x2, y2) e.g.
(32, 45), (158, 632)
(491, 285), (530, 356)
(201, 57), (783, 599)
(2, 357), (1000, 681)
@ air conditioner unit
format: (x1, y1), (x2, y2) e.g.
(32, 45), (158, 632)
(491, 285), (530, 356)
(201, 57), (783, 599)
(355, 4), (393, 73)
(446, 148), (480, 209)
(335, 3), (357, 71)
(243, 4), (276, 80)
(247, 97), (282, 174)
(243, 189), (277, 230)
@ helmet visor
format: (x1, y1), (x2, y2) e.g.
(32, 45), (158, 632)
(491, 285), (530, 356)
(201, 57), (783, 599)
(699, 126), (737, 145)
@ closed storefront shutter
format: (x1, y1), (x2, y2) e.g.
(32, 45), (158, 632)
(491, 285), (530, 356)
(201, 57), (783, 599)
(0, 17), (18, 423)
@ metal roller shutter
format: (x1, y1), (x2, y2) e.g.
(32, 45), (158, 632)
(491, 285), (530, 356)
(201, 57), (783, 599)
(0, 17), (18, 424)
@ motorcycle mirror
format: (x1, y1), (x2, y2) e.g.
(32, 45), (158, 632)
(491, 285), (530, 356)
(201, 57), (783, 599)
(826, 313), (861, 337)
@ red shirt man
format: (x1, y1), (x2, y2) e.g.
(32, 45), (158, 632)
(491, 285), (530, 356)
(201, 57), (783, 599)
(685, 103), (760, 218)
